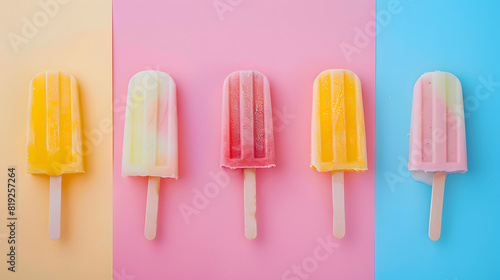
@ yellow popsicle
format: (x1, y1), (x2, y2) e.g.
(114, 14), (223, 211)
(310, 69), (367, 239)
(311, 69), (367, 172)
(27, 71), (83, 176)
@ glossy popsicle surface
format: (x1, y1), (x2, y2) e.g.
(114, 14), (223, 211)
(311, 69), (367, 172)
(409, 71), (467, 181)
(221, 70), (275, 169)
(122, 71), (178, 179)
(27, 71), (83, 176)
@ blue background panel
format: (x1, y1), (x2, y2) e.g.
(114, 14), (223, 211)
(375, 0), (500, 279)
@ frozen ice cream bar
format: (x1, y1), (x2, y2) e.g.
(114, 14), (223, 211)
(122, 70), (178, 240)
(26, 70), (83, 240)
(408, 71), (467, 240)
(221, 70), (275, 240)
(311, 69), (367, 239)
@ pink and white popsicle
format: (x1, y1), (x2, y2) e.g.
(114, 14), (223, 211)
(409, 71), (467, 240)
(221, 70), (275, 240)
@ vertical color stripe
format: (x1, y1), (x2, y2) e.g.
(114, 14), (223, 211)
(421, 75), (432, 163)
(253, 72), (265, 158)
(240, 72), (254, 159)
(130, 76), (145, 165)
(446, 73), (458, 163)
(157, 73), (169, 166)
(433, 72), (447, 165)
(319, 72), (333, 163)
(46, 72), (60, 157)
(59, 72), (72, 164)
(229, 73), (241, 159)
(142, 72), (159, 168)
(332, 71), (346, 164)
(344, 71), (358, 162)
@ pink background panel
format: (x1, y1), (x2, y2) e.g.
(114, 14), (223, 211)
(113, 0), (375, 279)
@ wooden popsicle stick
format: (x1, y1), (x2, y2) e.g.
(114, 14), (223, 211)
(332, 171), (345, 239)
(429, 172), (447, 241)
(244, 168), (257, 240)
(145, 176), (161, 240)
(49, 175), (62, 240)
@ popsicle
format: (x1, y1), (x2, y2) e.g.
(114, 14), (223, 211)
(122, 70), (178, 240)
(311, 69), (367, 239)
(409, 71), (467, 241)
(26, 70), (83, 240)
(221, 70), (275, 240)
